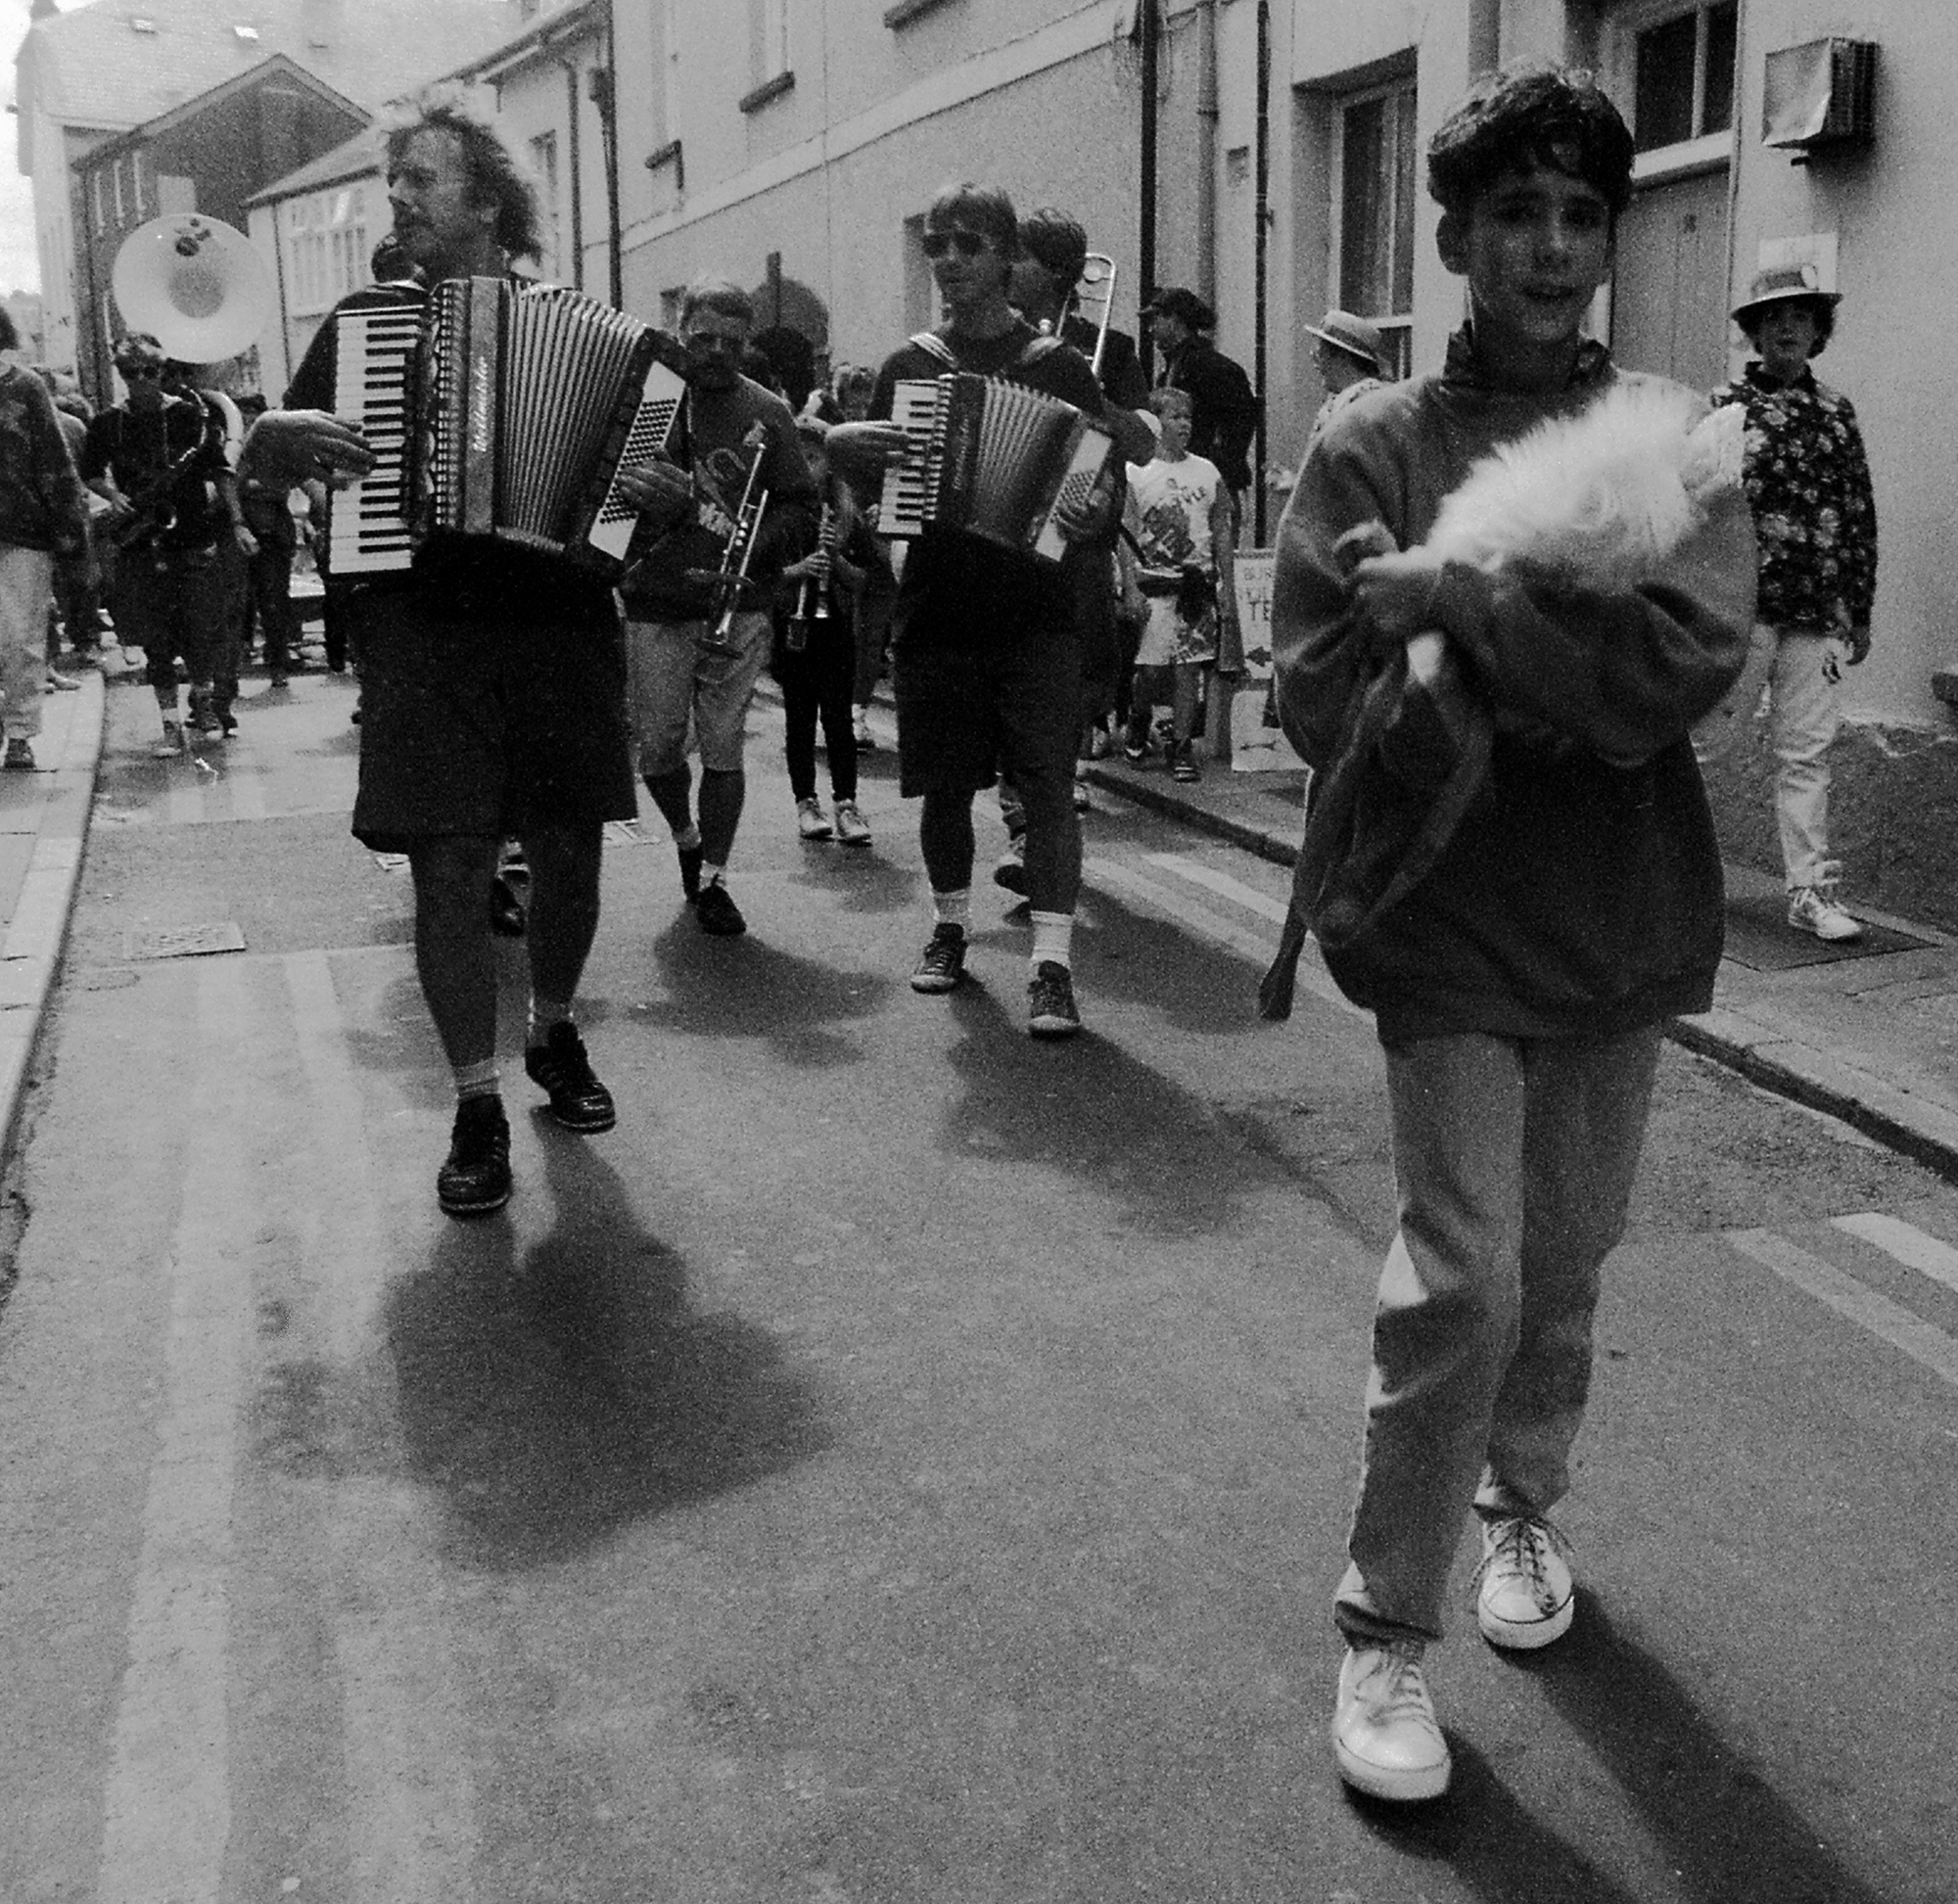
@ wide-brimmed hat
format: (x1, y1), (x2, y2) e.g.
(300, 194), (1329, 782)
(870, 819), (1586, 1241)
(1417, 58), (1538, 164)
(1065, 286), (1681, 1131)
(1140, 286), (1215, 331)
(1304, 309), (1386, 372)
(1731, 263), (1841, 324)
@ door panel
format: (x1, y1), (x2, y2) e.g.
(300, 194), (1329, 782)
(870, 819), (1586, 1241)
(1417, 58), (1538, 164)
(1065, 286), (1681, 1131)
(1610, 168), (1731, 392)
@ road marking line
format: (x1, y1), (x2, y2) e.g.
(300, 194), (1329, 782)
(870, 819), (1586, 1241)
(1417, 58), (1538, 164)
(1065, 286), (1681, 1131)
(1142, 851), (1292, 924)
(285, 952), (481, 1901)
(95, 959), (256, 1904)
(1831, 1212), (1958, 1298)
(1085, 856), (1363, 1019)
(1727, 1229), (1958, 1389)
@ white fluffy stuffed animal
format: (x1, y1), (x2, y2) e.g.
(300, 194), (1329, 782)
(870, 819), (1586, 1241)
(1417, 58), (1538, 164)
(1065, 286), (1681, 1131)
(1422, 377), (1745, 585)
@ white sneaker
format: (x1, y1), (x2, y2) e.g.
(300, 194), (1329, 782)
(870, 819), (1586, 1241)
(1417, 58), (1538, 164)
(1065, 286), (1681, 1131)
(1473, 1513), (1575, 1650)
(1332, 1643), (1451, 1802)
(1788, 884), (1864, 943)
(796, 797), (833, 842)
(833, 800), (872, 846)
(152, 720), (185, 759)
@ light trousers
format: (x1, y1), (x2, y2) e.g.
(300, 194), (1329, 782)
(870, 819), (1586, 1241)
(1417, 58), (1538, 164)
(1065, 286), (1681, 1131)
(1334, 1025), (1662, 1646)
(1692, 622), (1843, 889)
(0, 544), (53, 741)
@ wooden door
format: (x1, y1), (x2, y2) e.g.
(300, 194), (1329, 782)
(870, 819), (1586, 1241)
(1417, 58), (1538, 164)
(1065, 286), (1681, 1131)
(1610, 167), (1731, 392)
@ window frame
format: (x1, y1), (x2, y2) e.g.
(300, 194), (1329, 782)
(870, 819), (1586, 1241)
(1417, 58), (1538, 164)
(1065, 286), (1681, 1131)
(1614, 0), (1741, 184)
(1328, 72), (1418, 379)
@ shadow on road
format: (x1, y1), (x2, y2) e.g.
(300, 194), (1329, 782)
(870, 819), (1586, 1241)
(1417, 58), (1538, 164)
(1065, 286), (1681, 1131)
(936, 982), (1296, 1235)
(1348, 1600), (1889, 1904)
(637, 911), (895, 1069)
(1527, 1600), (1891, 1904)
(384, 1136), (831, 1572)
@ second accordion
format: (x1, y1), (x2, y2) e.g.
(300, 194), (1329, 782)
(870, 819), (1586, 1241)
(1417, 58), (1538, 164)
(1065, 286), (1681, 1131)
(877, 372), (1116, 563)
(325, 277), (686, 579)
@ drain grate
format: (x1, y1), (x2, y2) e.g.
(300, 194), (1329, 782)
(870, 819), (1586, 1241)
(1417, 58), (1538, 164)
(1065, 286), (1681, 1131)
(124, 921), (248, 961)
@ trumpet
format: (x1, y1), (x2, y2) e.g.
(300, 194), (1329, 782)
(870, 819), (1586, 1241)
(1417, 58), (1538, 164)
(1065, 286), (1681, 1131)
(695, 454), (769, 653)
(784, 500), (835, 652)
(1072, 252), (1117, 381)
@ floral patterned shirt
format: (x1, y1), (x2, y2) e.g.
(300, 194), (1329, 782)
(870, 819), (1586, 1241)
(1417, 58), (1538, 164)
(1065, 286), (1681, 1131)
(1709, 361), (1876, 634)
(0, 362), (89, 558)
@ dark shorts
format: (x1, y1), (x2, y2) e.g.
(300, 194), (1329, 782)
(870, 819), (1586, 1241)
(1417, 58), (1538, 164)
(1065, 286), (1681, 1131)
(347, 581), (637, 851)
(892, 629), (1082, 800)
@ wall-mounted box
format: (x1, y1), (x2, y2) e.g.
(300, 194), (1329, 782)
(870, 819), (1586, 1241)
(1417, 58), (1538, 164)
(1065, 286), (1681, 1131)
(1763, 38), (1877, 157)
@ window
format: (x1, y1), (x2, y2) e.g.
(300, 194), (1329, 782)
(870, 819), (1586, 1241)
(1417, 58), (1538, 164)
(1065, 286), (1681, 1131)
(284, 185), (369, 316)
(1633, 3), (1737, 153)
(530, 132), (561, 278)
(1332, 77), (1418, 378)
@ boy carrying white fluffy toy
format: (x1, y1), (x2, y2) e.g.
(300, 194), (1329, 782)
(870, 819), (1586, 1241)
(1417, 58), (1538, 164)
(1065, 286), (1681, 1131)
(1266, 61), (1757, 1806)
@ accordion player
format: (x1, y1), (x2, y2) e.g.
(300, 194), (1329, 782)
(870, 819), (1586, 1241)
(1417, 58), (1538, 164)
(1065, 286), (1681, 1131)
(875, 372), (1118, 565)
(322, 277), (688, 579)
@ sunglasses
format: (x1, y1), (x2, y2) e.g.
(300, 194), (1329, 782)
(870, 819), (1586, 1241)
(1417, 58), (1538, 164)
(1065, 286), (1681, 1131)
(919, 230), (991, 259)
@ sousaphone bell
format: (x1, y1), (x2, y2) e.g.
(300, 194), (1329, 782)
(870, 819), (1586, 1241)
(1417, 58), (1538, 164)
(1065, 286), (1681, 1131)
(111, 212), (273, 364)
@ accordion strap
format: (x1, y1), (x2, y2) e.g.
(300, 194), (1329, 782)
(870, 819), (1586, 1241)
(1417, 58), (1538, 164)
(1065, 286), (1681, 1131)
(906, 327), (1068, 374)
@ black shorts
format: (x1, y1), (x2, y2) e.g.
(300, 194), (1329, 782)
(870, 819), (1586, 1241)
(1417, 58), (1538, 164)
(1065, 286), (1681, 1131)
(347, 580), (638, 850)
(892, 630), (1082, 800)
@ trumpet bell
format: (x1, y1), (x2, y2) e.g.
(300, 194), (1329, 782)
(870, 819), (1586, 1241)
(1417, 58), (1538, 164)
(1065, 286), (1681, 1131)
(112, 213), (273, 364)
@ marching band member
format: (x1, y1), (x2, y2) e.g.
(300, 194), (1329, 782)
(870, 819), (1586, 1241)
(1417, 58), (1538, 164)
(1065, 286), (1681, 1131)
(79, 332), (243, 756)
(610, 278), (818, 939)
(242, 96), (638, 1219)
(826, 181), (1120, 1041)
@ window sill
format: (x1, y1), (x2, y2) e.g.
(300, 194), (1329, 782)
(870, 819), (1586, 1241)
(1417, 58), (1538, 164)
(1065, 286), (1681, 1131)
(738, 70), (794, 114)
(884, 0), (954, 26)
(1632, 130), (1736, 186)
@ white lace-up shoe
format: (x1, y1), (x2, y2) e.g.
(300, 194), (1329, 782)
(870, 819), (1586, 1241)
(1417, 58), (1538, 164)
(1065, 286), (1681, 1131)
(1473, 1513), (1575, 1650)
(796, 797), (833, 842)
(1332, 1642), (1451, 1802)
(1787, 884), (1864, 943)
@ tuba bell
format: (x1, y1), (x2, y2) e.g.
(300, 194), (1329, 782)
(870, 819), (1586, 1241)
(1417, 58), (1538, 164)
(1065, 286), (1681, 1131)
(111, 213), (274, 366)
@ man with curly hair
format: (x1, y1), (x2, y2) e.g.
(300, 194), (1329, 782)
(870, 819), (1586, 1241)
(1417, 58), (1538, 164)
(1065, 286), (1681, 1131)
(1273, 63), (1755, 1801)
(243, 97), (647, 1218)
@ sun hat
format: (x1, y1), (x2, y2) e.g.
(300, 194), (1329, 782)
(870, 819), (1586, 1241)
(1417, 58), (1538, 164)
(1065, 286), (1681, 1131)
(1730, 262), (1841, 324)
(1304, 309), (1386, 373)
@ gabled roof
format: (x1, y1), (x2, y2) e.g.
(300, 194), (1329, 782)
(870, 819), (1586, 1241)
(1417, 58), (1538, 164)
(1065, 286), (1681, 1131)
(245, 118), (382, 205)
(19, 0), (521, 142)
(79, 49), (365, 165)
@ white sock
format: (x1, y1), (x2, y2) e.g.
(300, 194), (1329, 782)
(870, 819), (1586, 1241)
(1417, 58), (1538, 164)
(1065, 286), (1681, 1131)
(702, 860), (727, 887)
(933, 888), (971, 934)
(453, 1058), (500, 1101)
(1030, 909), (1073, 970)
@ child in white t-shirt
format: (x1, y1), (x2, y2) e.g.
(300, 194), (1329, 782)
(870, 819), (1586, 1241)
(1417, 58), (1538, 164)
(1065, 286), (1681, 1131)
(1120, 387), (1236, 781)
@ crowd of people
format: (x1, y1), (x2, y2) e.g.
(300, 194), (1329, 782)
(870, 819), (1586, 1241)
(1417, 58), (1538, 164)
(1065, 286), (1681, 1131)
(0, 62), (1879, 1811)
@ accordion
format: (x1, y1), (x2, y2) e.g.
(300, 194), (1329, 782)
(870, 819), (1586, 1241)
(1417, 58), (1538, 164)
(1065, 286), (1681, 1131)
(877, 373), (1115, 563)
(326, 277), (686, 578)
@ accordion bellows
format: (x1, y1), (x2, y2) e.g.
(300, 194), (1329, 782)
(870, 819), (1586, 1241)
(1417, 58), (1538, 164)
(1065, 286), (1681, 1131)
(878, 372), (1116, 563)
(326, 278), (686, 578)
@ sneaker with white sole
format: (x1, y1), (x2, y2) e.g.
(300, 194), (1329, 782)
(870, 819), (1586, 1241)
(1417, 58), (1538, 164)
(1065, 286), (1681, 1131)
(796, 797), (833, 841)
(1332, 1642), (1451, 1802)
(993, 835), (1028, 897)
(1787, 884), (1864, 943)
(1027, 960), (1081, 1038)
(1472, 1512), (1575, 1650)
(153, 720), (186, 758)
(833, 800), (872, 846)
(910, 922), (967, 994)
